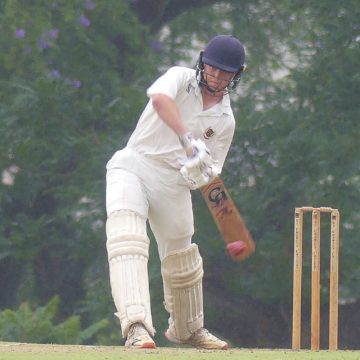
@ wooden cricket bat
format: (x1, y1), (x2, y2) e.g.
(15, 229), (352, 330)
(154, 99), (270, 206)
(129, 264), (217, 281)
(200, 177), (256, 261)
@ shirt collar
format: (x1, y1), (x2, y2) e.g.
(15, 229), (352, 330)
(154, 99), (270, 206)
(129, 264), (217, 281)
(190, 77), (232, 116)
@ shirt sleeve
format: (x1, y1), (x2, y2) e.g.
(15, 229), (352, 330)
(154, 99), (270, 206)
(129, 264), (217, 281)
(146, 66), (192, 100)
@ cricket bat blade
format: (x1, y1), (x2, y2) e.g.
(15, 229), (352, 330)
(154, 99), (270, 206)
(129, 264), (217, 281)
(201, 177), (256, 261)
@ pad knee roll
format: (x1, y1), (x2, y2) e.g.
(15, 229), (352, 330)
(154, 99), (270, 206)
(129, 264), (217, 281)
(161, 244), (204, 340)
(106, 210), (155, 337)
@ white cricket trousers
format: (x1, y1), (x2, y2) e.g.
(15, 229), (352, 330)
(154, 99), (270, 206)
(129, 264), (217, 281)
(106, 148), (194, 260)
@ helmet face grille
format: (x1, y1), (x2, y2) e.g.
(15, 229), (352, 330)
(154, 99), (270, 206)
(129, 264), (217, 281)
(202, 35), (245, 73)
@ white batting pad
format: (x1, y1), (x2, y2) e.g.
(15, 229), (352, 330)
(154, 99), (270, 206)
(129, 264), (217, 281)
(161, 244), (204, 340)
(106, 210), (155, 337)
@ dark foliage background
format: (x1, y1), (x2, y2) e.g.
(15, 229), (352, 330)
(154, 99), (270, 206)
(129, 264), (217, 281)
(0, 0), (359, 349)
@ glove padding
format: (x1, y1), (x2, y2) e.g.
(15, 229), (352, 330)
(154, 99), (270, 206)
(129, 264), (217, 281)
(179, 132), (198, 158)
(180, 139), (219, 189)
(180, 163), (219, 189)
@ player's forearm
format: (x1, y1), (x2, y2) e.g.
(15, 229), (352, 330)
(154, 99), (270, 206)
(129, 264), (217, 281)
(151, 94), (197, 157)
(150, 94), (187, 136)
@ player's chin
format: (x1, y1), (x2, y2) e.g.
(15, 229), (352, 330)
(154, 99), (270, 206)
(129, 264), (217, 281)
(208, 83), (228, 93)
(207, 85), (226, 94)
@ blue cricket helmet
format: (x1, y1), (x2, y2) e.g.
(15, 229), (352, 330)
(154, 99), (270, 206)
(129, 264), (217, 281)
(202, 35), (245, 73)
(196, 35), (247, 92)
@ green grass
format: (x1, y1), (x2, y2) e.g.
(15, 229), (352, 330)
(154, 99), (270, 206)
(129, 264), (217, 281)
(0, 343), (359, 360)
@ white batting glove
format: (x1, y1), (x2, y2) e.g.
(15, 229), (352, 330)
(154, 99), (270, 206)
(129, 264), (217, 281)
(180, 163), (219, 189)
(179, 132), (197, 158)
(180, 150), (219, 190)
(179, 133), (213, 168)
(179, 133), (219, 189)
(180, 165), (210, 189)
(205, 164), (220, 179)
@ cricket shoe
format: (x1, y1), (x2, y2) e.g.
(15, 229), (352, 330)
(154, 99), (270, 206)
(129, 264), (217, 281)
(165, 327), (228, 350)
(125, 322), (156, 349)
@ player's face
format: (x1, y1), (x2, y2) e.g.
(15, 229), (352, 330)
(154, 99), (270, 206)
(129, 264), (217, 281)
(203, 64), (234, 92)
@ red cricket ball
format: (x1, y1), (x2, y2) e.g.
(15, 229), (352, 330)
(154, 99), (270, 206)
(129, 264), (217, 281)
(226, 240), (247, 257)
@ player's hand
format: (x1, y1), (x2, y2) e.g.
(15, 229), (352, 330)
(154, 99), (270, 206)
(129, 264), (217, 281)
(180, 163), (219, 190)
(179, 132), (201, 158)
(180, 163), (219, 189)
(179, 133), (212, 166)
(180, 165), (209, 189)
(180, 147), (219, 189)
(179, 133), (219, 189)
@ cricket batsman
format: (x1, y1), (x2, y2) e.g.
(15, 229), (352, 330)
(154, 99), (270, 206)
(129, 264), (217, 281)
(106, 35), (246, 349)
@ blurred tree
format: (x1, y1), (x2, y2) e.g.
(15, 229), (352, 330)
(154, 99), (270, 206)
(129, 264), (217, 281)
(0, 0), (159, 334)
(0, 0), (358, 349)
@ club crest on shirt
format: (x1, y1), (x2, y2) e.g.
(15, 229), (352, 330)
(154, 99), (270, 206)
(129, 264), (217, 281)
(203, 127), (215, 139)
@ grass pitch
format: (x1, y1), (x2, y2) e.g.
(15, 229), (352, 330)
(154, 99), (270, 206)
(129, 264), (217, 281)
(0, 343), (359, 360)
